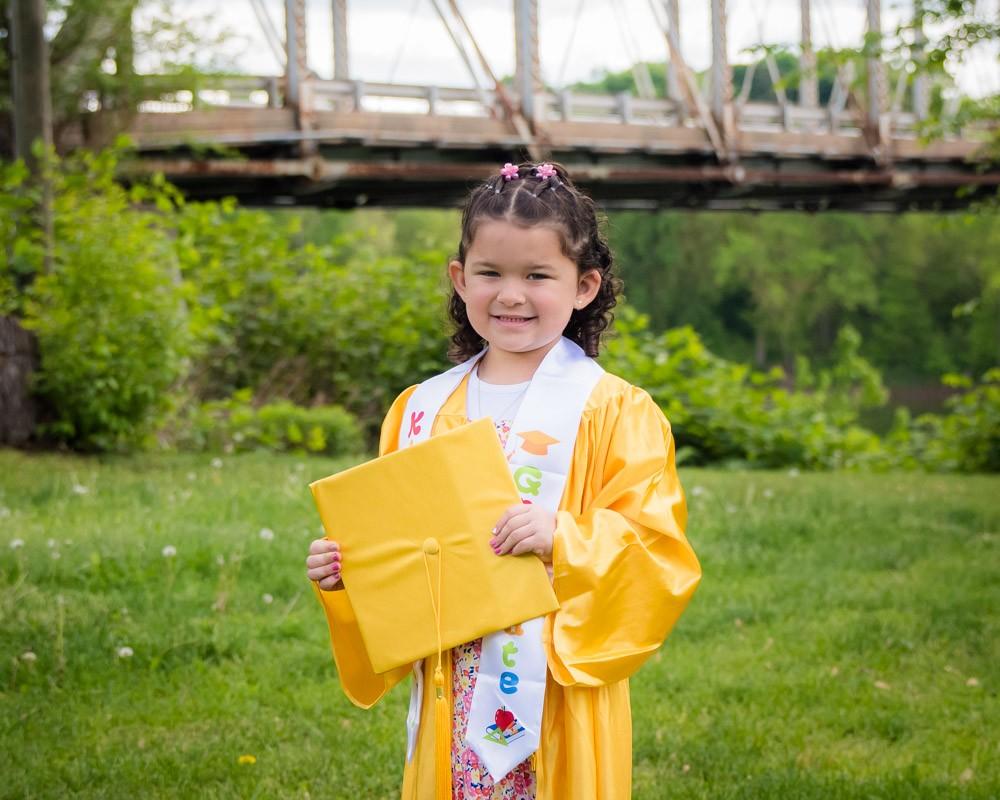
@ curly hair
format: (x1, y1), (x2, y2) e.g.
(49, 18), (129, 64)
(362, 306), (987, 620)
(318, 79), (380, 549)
(447, 161), (623, 363)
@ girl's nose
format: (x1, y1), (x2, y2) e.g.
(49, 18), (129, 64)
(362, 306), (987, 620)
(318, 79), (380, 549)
(496, 284), (525, 305)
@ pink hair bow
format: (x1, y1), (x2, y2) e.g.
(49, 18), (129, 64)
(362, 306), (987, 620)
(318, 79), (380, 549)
(500, 162), (520, 181)
(535, 163), (557, 179)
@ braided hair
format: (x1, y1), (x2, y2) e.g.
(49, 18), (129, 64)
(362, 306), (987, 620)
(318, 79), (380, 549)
(448, 161), (623, 363)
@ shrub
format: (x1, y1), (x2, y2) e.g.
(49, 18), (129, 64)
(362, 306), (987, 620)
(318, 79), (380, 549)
(168, 391), (363, 456)
(15, 148), (189, 451)
(600, 308), (888, 469)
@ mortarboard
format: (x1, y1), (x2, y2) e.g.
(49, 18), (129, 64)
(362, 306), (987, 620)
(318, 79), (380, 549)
(309, 417), (560, 676)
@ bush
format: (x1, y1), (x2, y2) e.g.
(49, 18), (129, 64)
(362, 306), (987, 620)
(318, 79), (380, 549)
(167, 390), (363, 456)
(14, 148), (189, 451)
(885, 369), (1000, 473)
(174, 203), (451, 442)
(600, 308), (888, 469)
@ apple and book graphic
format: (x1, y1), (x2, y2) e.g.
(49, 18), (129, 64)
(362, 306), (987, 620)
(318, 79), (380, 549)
(484, 706), (526, 746)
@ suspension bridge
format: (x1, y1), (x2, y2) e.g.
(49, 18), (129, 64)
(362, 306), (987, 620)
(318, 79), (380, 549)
(87, 1), (1000, 211)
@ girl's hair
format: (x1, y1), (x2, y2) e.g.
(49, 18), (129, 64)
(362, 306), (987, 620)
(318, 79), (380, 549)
(448, 161), (623, 363)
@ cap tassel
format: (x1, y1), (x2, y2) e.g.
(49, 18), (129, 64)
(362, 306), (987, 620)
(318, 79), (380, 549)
(422, 538), (451, 800)
(434, 664), (450, 800)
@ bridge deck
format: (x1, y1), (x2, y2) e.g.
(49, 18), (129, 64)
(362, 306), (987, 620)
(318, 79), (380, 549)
(113, 105), (997, 212)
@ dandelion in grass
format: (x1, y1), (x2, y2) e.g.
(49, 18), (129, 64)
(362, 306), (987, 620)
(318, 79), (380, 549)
(262, 593), (274, 605)
(162, 545), (177, 558)
(72, 483), (89, 495)
(9, 538), (24, 550)
(211, 457), (223, 469)
(238, 754), (257, 765)
(216, 554), (226, 567)
(259, 528), (274, 542)
(51, 551), (61, 560)
(787, 468), (800, 478)
(763, 488), (774, 499)
(46, 538), (56, 548)
(725, 504), (737, 514)
(21, 651), (37, 663)
(0, 506), (11, 518)
(117, 646), (134, 659)
(186, 471), (196, 481)
(690, 485), (706, 497)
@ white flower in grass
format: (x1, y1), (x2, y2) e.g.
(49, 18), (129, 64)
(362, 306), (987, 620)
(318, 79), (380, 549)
(117, 646), (134, 659)
(262, 593), (274, 605)
(162, 545), (177, 558)
(46, 538), (56, 548)
(787, 468), (800, 478)
(259, 527), (275, 542)
(51, 551), (61, 560)
(0, 506), (11, 518)
(763, 488), (774, 499)
(215, 554), (226, 567)
(9, 538), (24, 550)
(72, 483), (89, 495)
(186, 472), (196, 481)
(211, 457), (223, 469)
(725, 504), (738, 514)
(690, 485), (707, 497)
(21, 651), (37, 663)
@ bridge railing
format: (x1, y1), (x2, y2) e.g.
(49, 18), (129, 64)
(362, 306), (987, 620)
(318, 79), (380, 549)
(134, 74), (941, 140)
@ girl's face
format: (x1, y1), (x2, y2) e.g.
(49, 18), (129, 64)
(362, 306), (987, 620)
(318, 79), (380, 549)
(449, 220), (601, 367)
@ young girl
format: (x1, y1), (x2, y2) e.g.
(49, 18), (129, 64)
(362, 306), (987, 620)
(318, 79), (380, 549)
(306, 162), (701, 800)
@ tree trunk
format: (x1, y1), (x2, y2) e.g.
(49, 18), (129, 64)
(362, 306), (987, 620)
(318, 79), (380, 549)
(0, 315), (39, 446)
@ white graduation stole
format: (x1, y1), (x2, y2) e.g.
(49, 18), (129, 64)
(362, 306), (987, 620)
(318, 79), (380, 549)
(399, 337), (604, 781)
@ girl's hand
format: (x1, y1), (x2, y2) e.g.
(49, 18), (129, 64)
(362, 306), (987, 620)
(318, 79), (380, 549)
(306, 539), (342, 590)
(490, 504), (556, 562)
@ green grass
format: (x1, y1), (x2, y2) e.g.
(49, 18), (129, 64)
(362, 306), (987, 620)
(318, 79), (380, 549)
(1, 451), (997, 799)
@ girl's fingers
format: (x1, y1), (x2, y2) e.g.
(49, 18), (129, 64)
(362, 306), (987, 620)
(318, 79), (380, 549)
(496, 524), (533, 556)
(317, 573), (341, 591)
(305, 551), (341, 569)
(492, 505), (529, 536)
(493, 516), (533, 553)
(509, 535), (539, 557)
(307, 561), (339, 582)
(309, 538), (340, 555)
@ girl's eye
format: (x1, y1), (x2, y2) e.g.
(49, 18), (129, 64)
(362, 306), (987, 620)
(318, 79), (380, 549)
(528, 273), (549, 280)
(478, 270), (499, 277)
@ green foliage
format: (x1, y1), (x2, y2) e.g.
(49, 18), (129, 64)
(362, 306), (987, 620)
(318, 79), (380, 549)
(608, 209), (1000, 382)
(601, 308), (888, 469)
(166, 390), (363, 456)
(0, 159), (42, 315)
(174, 202), (452, 441)
(12, 147), (189, 451)
(887, 369), (1000, 473)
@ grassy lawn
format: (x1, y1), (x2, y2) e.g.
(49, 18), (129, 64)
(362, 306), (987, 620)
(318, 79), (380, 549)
(1, 450), (996, 799)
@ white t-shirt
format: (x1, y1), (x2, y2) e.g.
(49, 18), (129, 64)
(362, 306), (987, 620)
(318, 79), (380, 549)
(466, 367), (530, 425)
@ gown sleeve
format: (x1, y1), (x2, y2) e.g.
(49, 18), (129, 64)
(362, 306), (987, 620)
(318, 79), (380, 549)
(311, 384), (420, 708)
(545, 385), (702, 687)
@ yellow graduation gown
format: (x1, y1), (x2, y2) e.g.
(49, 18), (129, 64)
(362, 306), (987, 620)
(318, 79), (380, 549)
(313, 371), (702, 799)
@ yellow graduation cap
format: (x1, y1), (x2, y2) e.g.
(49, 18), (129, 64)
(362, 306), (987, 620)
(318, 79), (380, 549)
(309, 417), (559, 676)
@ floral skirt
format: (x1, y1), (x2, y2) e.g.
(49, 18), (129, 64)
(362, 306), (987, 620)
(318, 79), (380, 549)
(451, 638), (535, 800)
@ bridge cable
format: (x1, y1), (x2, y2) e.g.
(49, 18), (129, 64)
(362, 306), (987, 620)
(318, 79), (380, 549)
(608, 0), (657, 99)
(556, 0), (587, 89)
(247, 0), (287, 68)
(386, 0), (422, 84)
